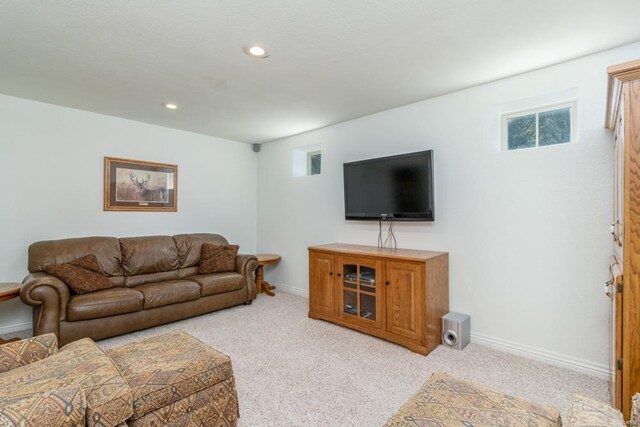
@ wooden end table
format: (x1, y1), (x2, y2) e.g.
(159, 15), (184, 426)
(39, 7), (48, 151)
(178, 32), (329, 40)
(0, 283), (22, 345)
(255, 254), (281, 297)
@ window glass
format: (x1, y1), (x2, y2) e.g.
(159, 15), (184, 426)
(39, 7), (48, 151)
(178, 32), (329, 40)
(507, 114), (536, 150)
(539, 107), (571, 146)
(503, 103), (574, 150)
(310, 153), (321, 175)
(308, 151), (321, 175)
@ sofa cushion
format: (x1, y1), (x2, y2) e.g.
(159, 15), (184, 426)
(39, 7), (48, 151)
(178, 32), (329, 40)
(134, 280), (201, 309)
(120, 236), (179, 276)
(564, 394), (625, 427)
(177, 265), (199, 278)
(383, 372), (561, 427)
(0, 333), (58, 373)
(124, 270), (179, 288)
(106, 330), (234, 420)
(0, 337), (133, 427)
(0, 384), (86, 427)
(189, 272), (244, 296)
(67, 288), (144, 321)
(28, 236), (124, 276)
(173, 233), (230, 269)
(197, 243), (239, 274)
(45, 254), (116, 294)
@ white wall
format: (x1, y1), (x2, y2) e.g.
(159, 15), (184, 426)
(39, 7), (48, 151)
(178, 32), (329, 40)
(0, 95), (258, 333)
(257, 42), (640, 377)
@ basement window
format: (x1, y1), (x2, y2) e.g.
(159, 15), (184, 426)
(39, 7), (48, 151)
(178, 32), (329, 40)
(292, 145), (322, 177)
(502, 102), (575, 150)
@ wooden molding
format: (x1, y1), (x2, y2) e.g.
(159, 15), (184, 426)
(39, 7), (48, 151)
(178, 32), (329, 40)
(606, 58), (640, 420)
(608, 59), (640, 81)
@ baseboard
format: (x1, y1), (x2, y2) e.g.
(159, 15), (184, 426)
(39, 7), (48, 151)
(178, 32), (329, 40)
(471, 332), (610, 380)
(275, 283), (309, 298)
(274, 285), (609, 379)
(0, 321), (31, 336)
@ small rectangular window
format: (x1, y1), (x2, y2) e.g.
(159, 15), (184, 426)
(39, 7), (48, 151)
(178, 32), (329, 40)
(292, 145), (321, 177)
(502, 102), (575, 150)
(307, 151), (321, 175)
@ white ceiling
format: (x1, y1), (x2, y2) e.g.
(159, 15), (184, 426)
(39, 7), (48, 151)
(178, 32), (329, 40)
(1, 1), (640, 144)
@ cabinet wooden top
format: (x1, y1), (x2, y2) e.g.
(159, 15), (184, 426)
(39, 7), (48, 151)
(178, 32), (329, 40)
(308, 243), (447, 262)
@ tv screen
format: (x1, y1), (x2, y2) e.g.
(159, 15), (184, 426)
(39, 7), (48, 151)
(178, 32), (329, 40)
(343, 150), (434, 221)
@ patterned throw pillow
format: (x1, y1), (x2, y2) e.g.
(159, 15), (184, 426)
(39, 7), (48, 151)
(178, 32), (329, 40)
(197, 244), (239, 274)
(564, 394), (625, 427)
(44, 254), (115, 294)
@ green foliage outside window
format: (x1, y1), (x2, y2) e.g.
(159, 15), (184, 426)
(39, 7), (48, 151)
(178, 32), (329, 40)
(506, 105), (572, 150)
(539, 108), (571, 146)
(507, 114), (536, 150)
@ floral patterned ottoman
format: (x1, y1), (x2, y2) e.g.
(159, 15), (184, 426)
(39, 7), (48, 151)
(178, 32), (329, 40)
(384, 372), (561, 427)
(106, 330), (239, 426)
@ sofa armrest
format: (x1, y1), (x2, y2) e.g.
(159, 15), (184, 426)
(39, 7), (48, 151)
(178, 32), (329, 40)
(0, 333), (58, 373)
(236, 254), (259, 301)
(0, 385), (86, 426)
(632, 393), (640, 427)
(21, 272), (70, 338)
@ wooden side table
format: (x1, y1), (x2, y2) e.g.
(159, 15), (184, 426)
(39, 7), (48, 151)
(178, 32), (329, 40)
(0, 283), (22, 345)
(256, 254), (281, 297)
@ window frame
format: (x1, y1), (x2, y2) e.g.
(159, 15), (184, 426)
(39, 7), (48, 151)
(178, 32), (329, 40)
(307, 150), (321, 176)
(501, 100), (576, 151)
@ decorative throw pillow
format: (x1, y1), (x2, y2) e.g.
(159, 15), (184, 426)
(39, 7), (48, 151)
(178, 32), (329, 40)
(66, 253), (103, 273)
(44, 254), (115, 294)
(564, 394), (625, 427)
(198, 244), (239, 274)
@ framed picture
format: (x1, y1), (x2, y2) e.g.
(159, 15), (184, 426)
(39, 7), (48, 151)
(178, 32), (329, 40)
(104, 157), (178, 211)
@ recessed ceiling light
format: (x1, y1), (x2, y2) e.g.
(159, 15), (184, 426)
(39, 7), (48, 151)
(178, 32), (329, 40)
(163, 103), (178, 110)
(243, 43), (269, 58)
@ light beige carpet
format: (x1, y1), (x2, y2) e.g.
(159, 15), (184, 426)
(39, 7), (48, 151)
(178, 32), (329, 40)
(95, 291), (608, 426)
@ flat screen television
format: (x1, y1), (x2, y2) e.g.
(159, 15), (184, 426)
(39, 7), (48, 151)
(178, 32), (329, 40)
(343, 150), (434, 221)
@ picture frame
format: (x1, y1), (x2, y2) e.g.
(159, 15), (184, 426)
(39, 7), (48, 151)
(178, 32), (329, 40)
(104, 157), (178, 211)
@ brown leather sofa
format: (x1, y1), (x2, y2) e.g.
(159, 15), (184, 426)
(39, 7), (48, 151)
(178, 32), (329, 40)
(20, 233), (258, 345)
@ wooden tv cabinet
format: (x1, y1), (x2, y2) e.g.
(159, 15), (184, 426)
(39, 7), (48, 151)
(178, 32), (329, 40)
(308, 243), (449, 355)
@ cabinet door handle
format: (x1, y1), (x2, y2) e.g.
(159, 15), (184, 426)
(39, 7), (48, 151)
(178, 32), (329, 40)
(337, 273), (342, 277)
(329, 272), (333, 276)
(385, 281), (390, 286)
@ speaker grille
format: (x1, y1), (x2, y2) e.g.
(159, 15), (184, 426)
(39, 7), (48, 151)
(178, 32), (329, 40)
(443, 330), (458, 346)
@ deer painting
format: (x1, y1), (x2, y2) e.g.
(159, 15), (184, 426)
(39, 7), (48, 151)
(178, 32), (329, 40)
(128, 172), (168, 202)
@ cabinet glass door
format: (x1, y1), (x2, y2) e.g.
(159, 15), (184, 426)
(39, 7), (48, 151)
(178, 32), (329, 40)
(341, 262), (378, 323)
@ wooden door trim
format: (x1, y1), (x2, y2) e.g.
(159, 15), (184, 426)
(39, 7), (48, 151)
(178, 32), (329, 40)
(621, 78), (640, 420)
